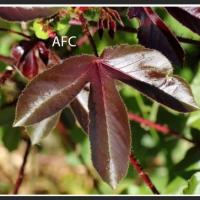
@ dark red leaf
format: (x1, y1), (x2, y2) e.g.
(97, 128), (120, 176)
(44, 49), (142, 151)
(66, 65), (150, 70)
(128, 7), (184, 66)
(21, 51), (38, 79)
(70, 88), (89, 133)
(89, 64), (131, 188)
(27, 112), (61, 145)
(0, 7), (59, 21)
(101, 45), (198, 112)
(12, 40), (53, 79)
(14, 55), (95, 126)
(14, 44), (198, 188)
(166, 7), (200, 35)
(98, 8), (122, 40)
(108, 29), (115, 39)
(37, 42), (50, 66)
(98, 19), (104, 39)
(98, 28), (104, 39)
(109, 20), (116, 32)
(12, 40), (32, 61)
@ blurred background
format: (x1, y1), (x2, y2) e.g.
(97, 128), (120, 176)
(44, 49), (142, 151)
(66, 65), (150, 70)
(0, 7), (200, 194)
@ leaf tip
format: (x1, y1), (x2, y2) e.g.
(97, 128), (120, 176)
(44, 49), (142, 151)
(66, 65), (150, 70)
(109, 181), (118, 190)
(13, 118), (24, 127)
(13, 121), (19, 128)
(30, 137), (39, 146)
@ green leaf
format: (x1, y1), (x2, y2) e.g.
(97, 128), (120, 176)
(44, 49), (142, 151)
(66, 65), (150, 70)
(60, 108), (76, 129)
(2, 126), (21, 151)
(166, 8), (200, 36)
(187, 111), (200, 130)
(56, 17), (70, 33)
(128, 8), (184, 66)
(187, 66), (200, 130)
(165, 177), (187, 194)
(26, 112), (60, 145)
(0, 97), (18, 154)
(169, 147), (200, 182)
(33, 20), (49, 40)
(0, 106), (15, 125)
(183, 172), (200, 194)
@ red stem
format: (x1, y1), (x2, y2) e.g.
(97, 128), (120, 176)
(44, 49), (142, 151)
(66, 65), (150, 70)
(128, 113), (195, 144)
(129, 153), (160, 194)
(79, 14), (99, 57)
(13, 138), (31, 194)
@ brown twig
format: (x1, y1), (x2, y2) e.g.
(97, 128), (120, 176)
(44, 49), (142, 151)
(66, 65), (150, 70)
(177, 36), (200, 46)
(79, 15), (99, 57)
(0, 55), (15, 65)
(129, 152), (160, 194)
(0, 68), (14, 85)
(0, 28), (31, 39)
(76, 27), (98, 47)
(13, 138), (31, 194)
(128, 113), (196, 145)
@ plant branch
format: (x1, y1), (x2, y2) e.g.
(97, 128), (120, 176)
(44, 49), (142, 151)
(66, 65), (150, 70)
(129, 152), (160, 194)
(177, 36), (200, 46)
(128, 113), (196, 145)
(79, 15), (99, 57)
(0, 28), (31, 39)
(0, 67), (14, 85)
(0, 55), (15, 65)
(13, 138), (31, 194)
(76, 27), (98, 47)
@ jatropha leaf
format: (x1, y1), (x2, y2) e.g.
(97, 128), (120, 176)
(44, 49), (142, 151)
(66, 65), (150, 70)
(183, 172), (200, 194)
(128, 7), (184, 66)
(89, 65), (131, 188)
(166, 7), (200, 35)
(14, 55), (95, 127)
(187, 66), (200, 130)
(12, 40), (52, 79)
(14, 44), (198, 188)
(102, 45), (198, 112)
(26, 112), (61, 145)
(71, 81), (130, 188)
(70, 88), (89, 133)
(0, 7), (59, 21)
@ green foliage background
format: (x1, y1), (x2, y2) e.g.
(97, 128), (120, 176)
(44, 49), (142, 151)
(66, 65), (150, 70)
(0, 7), (200, 194)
